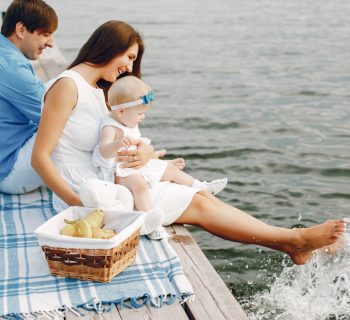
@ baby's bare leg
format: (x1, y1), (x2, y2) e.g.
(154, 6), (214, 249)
(161, 163), (195, 186)
(116, 174), (151, 211)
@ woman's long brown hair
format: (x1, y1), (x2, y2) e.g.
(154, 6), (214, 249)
(68, 20), (144, 100)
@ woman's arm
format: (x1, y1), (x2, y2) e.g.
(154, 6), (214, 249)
(31, 78), (82, 206)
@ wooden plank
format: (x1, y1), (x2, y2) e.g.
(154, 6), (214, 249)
(65, 307), (122, 320)
(64, 300), (188, 320)
(117, 301), (188, 320)
(167, 225), (248, 320)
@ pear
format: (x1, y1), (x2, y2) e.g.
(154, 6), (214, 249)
(60, 224), (78, 237)
(60, 223), (82, 237)
(64, 218), (92, 238)
(84, 209), (105, 228)
(92, 227), (116, 239)
(60, 209), (113, 239)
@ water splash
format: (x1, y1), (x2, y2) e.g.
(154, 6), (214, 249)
(243, 233), (350, 319)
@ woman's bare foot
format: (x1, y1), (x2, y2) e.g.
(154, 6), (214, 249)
(167, 158), (185, 170)
(323, 238), (345, 254)
(281, 220), (346, 265)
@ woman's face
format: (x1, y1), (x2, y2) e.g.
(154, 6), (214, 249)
(103, 42), (139, 82)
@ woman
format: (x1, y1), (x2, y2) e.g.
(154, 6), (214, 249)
(32, 20), (345, 265)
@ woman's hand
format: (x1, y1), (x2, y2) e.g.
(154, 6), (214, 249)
(116, 139), (156, 169)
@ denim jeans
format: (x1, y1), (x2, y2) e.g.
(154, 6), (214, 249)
(0, 133), (43, 194)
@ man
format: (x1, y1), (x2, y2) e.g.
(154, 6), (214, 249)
(0, 0), (57, 193)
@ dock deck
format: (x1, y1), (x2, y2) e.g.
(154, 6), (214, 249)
(12, 49), (248, 320)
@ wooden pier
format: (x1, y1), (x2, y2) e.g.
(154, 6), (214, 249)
(1, 46), (248, 319)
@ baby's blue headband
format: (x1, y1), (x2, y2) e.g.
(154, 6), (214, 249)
(111, 91), (155, 111)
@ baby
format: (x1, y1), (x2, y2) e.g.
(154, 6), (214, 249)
(92, 76), (227, 236)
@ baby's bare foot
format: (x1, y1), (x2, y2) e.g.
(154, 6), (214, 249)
(168, 158), (185, 170)
(155, 149), (167, 158)
(284, 220), (346, 265)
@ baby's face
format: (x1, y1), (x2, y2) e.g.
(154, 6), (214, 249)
(120, 104), (150, 128)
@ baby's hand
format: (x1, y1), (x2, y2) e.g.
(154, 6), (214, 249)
(117, 136), (133, 150)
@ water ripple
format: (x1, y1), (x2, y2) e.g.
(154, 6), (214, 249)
(268, 163), (350, 177)
(167, 148), (282, 160)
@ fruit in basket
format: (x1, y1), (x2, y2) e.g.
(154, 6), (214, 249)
(60, 224), (81, 237)
(83, 209), (104, 228)
(91, 227), (116, 239)
(64, 218), (93, 238)
(60, 209), (116, 239)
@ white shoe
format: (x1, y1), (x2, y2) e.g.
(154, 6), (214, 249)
(147, 227), (170, 240)
(202, 178), (228, 195)
(140, 207), (164, 235)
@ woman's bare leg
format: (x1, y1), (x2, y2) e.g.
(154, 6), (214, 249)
(176, 191), (346, 265)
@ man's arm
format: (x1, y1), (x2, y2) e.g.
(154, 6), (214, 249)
(0, 63), (44, 124)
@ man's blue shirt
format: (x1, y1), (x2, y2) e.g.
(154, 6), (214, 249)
(0, 34), (45, 180)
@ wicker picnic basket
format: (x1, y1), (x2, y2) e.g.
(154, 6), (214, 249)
(34, 206), (144, 283)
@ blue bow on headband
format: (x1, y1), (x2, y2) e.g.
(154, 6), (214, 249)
(141, 91), (155, 104)
(110, 91), (156, 110)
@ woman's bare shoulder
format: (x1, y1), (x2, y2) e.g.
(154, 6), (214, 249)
(47, 76), (77, 95)
(45, 76), (78, 107)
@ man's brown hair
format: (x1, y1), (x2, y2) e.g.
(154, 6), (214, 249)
(1, 0), (58, 37)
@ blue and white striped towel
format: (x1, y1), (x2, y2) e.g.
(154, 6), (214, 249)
(0, 187), (193, 318)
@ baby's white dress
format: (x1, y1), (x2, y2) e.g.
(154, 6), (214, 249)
(92, 115), (168, 187)
(45, 70), (200, 225)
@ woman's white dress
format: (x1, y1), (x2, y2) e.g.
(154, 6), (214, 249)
(45, 70), (199, 225)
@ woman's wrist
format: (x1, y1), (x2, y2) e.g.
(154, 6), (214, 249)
(67, 193), (83, 207)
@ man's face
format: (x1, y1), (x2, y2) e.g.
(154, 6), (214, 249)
(21, 29), (54, 60)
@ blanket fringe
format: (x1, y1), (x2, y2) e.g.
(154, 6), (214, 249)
(2, 307), (66, 320)
(181, 293), (196, 304)
(2, 293), (182, 319)
(1, 292), (183, 319)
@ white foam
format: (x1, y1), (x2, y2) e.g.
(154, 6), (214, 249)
(245, 233), (350, 319)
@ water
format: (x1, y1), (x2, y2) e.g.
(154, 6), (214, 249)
(45, 0), (350, 317)
(243, 234), (350, 320)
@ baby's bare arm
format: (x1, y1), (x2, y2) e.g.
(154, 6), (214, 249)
(99, 125), (132, 158)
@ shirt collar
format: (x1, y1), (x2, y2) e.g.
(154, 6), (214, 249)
(0, 34), (27, 58)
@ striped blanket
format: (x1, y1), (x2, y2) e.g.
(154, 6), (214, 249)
(0, 187), (193, 318)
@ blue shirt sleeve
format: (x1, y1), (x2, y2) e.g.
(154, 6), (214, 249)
(0, 62), (45, 125)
